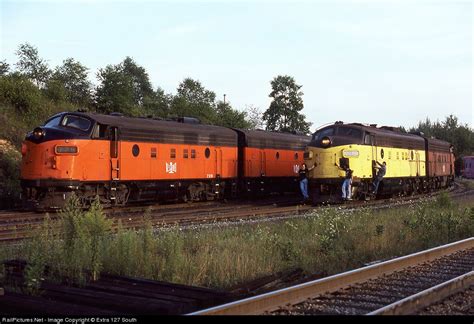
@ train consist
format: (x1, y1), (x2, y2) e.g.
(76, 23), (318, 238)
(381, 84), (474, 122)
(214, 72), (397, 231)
(20, 113), (457, 210)
(304, 122), (455, 203)
(20, 112), (310, 210)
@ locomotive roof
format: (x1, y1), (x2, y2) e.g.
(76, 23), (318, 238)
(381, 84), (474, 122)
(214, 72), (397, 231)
(313, 122), (453, 150)
(74, 112), (239, 147)
(236, 129), (311, 150)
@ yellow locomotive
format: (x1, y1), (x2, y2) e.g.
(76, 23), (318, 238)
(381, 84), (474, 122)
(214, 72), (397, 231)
(304, 121), (454, 204)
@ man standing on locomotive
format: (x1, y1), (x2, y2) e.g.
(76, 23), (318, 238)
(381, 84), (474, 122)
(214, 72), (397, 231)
(341, 166), (353, 201)
(298, 163), (315, 203)
(373, 161), (387, 194)
(335, 162), (353, 201)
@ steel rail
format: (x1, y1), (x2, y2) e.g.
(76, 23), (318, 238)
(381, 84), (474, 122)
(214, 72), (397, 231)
(367, 271), (474, 315)
(189, 237), (474, 315)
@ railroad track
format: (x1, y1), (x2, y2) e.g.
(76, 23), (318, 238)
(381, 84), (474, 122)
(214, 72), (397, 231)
(190, 238), (474, 315)
(0, 181), (473, 243)
(0, 260), (233, 315)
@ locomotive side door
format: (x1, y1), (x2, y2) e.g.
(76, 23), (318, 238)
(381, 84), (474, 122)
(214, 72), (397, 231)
(416, 151), (421, 177)
(370, 134), (377, 178)
(215, 148), (222, 178)
(259, 150), (266, 176)
(110, 127), (120, 181)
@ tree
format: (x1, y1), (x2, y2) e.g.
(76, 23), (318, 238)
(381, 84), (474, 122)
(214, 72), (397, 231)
(15, 43), (51, 87)
(0, 61), (9, 76)
(95, 57), (154, 116)
(122, 56), (154, 105)
(244, 105), (265, 130)
(142, 87), (171, 118)
(51, 58), (91, 106)
(263, 75), (311, 134)
(95, 64), (135, 115)
(170, 78), (217, 124)
(215, 101), (251, 129)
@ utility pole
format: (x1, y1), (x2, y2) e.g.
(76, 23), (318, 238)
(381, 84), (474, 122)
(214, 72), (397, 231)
(223, 94), (226, 104)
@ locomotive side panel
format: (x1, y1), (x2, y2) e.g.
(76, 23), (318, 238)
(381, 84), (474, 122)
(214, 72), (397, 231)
(119, 142), (238, 181)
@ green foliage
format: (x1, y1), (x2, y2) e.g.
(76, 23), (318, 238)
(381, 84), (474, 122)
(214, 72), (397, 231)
(170, 78), (217, 124)
(2, 195), (472, 290)
(95, 57), (157, 116)
(57, 195), (112, 282)
(215, 101), (251, 129)
(0, 141), (22, 208)
(15, 43), (51, 87)
(263, 75), (311, 134)
(51, 58), (92, 107)
(0, 60), (9, 76)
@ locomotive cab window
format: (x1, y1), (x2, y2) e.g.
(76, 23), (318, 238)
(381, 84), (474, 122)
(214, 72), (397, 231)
(61, 115), (91, 131)
(338, 127), (362, 139)
(44, 116), (62, 128)
(312, 127), (334, 141)
(92, 123), (108, 139)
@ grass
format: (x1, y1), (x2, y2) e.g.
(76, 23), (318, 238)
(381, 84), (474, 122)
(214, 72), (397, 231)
(0, 192), (473, 292)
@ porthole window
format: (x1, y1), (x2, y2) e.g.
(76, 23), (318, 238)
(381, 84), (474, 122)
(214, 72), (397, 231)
(380, 149), (384, 159)
(276, 152), (280, 160)
(132, 144), (140, 157)
(205, 148), (211, 159)
(294, 152), (298, 160)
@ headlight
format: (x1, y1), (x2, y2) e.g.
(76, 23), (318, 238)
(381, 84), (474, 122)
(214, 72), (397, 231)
(33, 127), (45, 139)
(321, 136), (331, 147)
(55, 146), (78, 154)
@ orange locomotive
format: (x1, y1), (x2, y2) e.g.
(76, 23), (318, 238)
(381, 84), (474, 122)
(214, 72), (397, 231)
(21, 112), (310, 210)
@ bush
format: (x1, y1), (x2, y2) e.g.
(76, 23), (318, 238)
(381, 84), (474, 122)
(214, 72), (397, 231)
(0, 140), (21, 208)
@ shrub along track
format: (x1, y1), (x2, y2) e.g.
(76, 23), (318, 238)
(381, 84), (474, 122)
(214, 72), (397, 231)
(190, 238), (474, 315)
(0, 180), (472, 243)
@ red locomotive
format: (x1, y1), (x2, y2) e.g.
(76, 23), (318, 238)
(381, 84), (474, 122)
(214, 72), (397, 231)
(20, 112), (310, 210)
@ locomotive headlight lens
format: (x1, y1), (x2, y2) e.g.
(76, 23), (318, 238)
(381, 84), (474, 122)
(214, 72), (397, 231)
(321, 137), (331, 147)
(55, 145), (78, 154)
(33, 127), (45, 139)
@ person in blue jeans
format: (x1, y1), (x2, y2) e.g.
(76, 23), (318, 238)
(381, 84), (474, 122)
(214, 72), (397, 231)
(336, 163), (353, 201)
(372, 161), (387, 194)
(298, 163), (315, 203)
(341, 167), (353, 200)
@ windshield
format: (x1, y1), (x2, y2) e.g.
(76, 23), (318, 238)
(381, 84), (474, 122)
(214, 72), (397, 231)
(44, 116), (62, 128)
(338, 127), (362, 139)
(312, 127), (334, 141)
(61, 115), (91, 131)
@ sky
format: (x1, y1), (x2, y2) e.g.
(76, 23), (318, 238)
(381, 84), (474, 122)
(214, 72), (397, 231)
(1, 0), (472, 132)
